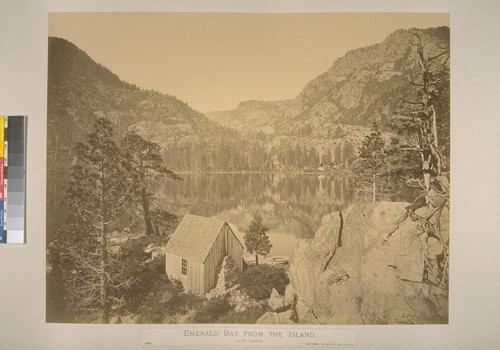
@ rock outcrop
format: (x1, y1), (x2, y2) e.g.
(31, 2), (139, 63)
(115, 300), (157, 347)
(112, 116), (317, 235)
(268, 288), (286, 310)
(288, 211), (342, 305)
(284, 284), (296, 305)
(256, 310), (296, 325)
(230, 290), (261, 313)
(205, 256), (239, 299)
(288, 202), (449, 325)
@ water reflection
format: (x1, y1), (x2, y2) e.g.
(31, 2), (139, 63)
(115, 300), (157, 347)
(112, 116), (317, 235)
(157, 173), (350, 257)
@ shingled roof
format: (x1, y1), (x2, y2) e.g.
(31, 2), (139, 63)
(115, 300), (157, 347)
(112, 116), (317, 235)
(165, 214), (228, 264)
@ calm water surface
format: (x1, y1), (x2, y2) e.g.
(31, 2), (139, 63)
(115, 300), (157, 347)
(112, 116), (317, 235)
(158, 173), (350, 258)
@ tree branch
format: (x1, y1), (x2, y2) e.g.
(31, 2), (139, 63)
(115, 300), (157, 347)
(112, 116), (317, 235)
(401, 98), (424, 106)
(428, 49), (450, 62)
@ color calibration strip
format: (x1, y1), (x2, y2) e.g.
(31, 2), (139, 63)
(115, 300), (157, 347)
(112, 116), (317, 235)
(0, 116), (26, 244)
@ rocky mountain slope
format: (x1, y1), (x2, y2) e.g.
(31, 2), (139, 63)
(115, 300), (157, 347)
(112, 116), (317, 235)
(47, 37), (201, 236)
(47, 37), (269, 236)
(207, 26), (450, 139)
(47, 37), (234, 157)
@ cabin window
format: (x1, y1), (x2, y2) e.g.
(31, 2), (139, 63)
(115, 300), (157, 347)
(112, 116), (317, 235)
(181, 258), (188, 275)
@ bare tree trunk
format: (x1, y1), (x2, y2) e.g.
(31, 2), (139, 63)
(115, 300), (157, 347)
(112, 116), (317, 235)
(99, 136), (110, 324)
(430, 105), (439, 149)
(255, 253), (259, 266)
(100, 224), (110, 324)
(141, 186), (154, 235)
(138, 152), (154, 235)
(413, 36), (448, 181)
(372, 174), (376, 203)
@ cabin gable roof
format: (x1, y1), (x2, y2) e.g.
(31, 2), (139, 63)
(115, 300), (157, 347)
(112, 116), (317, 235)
(202, 222), (244, 264)
(165, 214), (227, 264)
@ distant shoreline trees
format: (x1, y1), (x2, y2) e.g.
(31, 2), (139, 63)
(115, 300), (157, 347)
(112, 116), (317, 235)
(161, 133), (356, 173)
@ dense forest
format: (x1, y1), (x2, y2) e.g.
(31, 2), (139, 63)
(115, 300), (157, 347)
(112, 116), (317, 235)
(161, 134), (357, 172)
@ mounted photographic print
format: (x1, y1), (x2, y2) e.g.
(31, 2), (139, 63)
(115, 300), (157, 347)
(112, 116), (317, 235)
(46, 12), (450, 325)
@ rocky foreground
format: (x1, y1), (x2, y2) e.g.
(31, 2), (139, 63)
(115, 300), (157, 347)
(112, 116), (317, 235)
(258, 201), (449, 325)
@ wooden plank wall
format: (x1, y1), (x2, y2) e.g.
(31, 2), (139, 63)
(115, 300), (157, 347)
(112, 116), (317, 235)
(166, 252), (205, 294)
(225, 224), (244, 273)
(166, 224), (244, 294)
(203, 230), (225, 293)
(165, 252), (181, 280)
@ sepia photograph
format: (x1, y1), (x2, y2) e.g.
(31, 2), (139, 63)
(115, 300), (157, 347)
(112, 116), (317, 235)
(46, 12), (450, 325)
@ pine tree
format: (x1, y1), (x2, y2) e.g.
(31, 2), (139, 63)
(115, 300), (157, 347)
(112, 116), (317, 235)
(352, 123), (386, 202)
(121, 131), (180, 235)
(385, 32), (450, 289)
(390, 33), (450, 190)
(244, 212), (272, 265)
(55, 117), (134, 323)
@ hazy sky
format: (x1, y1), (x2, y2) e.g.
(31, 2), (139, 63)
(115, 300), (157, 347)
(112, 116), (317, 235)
(49, 13), (449, 113)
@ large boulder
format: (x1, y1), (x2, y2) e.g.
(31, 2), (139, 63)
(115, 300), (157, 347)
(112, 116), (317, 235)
(295, 299), (321, 324)
(229, 289), (261, 313)
(288, 240), (331, 304)
(268, 288), (286, 310)
(288, 212), (342, 305)
(256, 310), (296, 324)
(284, 284), (296, 305)
(315, 211), (343, 247)
(290, 202), (449, 324)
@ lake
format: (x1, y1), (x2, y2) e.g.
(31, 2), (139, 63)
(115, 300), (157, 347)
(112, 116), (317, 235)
(157, 172), (350, 259)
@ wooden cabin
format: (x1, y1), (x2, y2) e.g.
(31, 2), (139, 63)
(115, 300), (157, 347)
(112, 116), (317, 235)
(165, 214), (244, 295)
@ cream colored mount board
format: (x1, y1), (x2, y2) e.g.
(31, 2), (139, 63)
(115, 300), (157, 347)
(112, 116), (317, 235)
(1, 0), (500, 349)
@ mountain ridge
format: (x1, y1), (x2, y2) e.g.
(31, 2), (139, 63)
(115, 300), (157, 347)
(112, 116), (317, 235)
(206, 26), (450, 136)
(46, 37), (272, 237)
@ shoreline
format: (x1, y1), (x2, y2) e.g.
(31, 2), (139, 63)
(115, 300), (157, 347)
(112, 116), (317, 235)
(173, 170), (349, 176)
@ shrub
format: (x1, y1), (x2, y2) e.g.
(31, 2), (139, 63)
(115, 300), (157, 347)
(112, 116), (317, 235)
(191, 295), (232, 323)
(239, 264), (289, 300)
(136, 292), (168, 324)
(135, 278), (186, 324)
(116, 235), (170, 314)
(165, 291), (204, 316)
